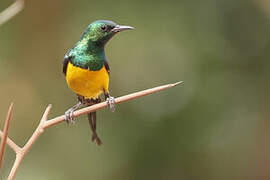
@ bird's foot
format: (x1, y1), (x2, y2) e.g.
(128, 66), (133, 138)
(65, 109), (76, 124)
(106, 96), (115, 112)
(92, 133), (102, 146)
(64, 102), (82, 124)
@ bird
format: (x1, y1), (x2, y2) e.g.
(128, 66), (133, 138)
(63, 20), (134, 145)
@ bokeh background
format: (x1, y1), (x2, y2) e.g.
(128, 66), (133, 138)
(1, 0), (270, 179)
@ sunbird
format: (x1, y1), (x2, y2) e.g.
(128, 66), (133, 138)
(63, 20), (134, 145)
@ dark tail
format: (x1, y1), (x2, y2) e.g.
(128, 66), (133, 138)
(88, 111), (102, 145)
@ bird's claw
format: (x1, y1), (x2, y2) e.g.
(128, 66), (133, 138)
(64, 102), (82, 124)
(65, 110), (76, 124)
(106, 96), (115, 112)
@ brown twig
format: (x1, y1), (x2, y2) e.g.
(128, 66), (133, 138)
(0, 103), (14, 171)
(0, 82), (182, 180)
(0, 0), (24, 26)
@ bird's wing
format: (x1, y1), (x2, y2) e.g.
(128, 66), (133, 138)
(63, 56), (70, 76)
(104, 59), (110, 75)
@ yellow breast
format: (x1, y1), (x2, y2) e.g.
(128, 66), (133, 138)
(66, 62), (109, 99)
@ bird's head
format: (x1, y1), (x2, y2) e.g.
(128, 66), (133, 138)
(81, 20), (134, 47)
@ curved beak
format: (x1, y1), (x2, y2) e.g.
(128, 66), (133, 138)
(112, 25), (134, 33)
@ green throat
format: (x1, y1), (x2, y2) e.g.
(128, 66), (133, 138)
(67, 39), (106, 71)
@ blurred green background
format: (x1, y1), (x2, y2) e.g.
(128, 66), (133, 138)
(1, 0), (270, 179)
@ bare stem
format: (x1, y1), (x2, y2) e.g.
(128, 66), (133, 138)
(0, 82), (182, 180)
(0, 0), (24, 26)
(0, 103), (14, 171)
(7, 155), (23, 180)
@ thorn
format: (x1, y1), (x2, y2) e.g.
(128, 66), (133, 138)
(41, 104), (52, 123)
(171, 81), (183, 87)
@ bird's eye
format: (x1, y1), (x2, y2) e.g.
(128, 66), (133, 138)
(101, 25), (106, 31)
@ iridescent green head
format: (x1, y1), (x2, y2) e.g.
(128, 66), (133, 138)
(81, 20), (134, 46)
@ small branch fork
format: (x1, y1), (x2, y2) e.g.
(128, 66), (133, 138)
(0, 82), (182, 180)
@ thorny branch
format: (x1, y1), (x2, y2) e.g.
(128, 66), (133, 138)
(0, 82), (182, 180)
